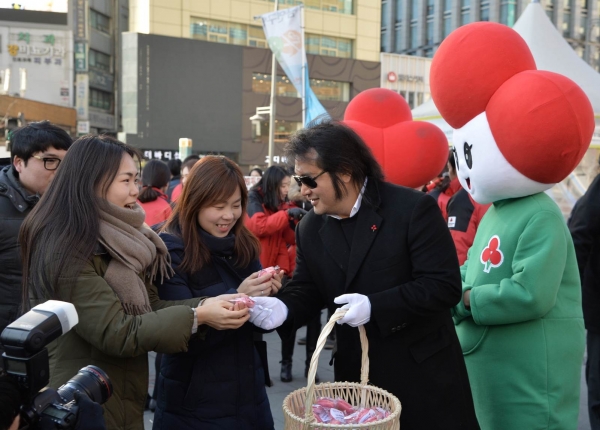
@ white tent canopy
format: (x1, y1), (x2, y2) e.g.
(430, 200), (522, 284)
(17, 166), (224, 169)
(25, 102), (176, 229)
(412, 0), (600, 145)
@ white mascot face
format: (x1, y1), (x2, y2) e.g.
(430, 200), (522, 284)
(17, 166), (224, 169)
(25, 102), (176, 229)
(452, 112), (553, 205)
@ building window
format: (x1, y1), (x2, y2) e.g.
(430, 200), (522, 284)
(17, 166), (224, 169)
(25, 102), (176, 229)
(191, 18), (352, 58)
(443, 0), (452, 37)
(252, 73), (350, 102)
(500, 0), (517, 26)
(89, 49), (111, 72)
(259, 0), (354, 14)
(395, 0), (404, 52)
(90, 9), (110, 34)
(563, 0), (571, 37)
(545, 1), (554, 22)
(191, 18), (269, 48)
(305, 34), (353, 58)
(90, 88), (112, 111)
(480, 1), (490, 20)
(382, 0), (390, 51)
(461, 0), (471, 25)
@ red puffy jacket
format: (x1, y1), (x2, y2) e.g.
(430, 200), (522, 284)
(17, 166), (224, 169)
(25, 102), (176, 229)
(245, 188), (294, 273)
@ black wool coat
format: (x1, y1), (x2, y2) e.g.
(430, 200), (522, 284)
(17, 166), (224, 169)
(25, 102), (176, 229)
(277, 179), (480, 430)
(568, 173), (600, 333)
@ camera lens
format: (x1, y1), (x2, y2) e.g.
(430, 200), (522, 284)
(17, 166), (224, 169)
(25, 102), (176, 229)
(57, 365), (113, 405)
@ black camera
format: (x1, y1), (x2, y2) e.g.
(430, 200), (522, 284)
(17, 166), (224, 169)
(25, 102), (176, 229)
(1, 301), (112, 429)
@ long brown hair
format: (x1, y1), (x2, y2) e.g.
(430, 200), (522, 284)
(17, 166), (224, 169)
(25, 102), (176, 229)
(162, 156), (260, 273)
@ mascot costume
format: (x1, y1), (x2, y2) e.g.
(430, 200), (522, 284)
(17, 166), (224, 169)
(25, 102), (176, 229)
(343, 88), (449, 189)
(430, 22), (593, 429)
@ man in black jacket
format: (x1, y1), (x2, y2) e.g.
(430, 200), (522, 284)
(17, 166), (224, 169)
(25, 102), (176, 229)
(249, 121), (479, 429)
(569, 160), (600, 430)
(0, 121), (71, 355)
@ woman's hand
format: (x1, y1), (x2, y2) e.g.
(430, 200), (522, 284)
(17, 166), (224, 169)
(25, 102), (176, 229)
(270, 269), (284, 296)
(238, 272), (275, 297)
(195, 299), (249, 330)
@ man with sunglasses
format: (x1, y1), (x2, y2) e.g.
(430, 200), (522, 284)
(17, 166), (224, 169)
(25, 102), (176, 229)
(0, 121), (72, 359)
(249, 121), (479, 429)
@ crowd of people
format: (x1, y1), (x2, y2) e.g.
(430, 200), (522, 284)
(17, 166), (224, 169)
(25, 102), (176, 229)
(0, 118), (598, 430)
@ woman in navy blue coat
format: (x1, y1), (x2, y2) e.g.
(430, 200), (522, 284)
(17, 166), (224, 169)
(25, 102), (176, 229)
(152, 156), (282, 430)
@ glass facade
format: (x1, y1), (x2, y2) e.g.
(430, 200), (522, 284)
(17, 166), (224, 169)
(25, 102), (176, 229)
(90, 9), (110, 34)
(259, 0), (354, 14)
(306, 34), (353, 58)
(191, 18), (351, 58)
(395, 0), (405, 51)
(382, 0), (390, 51)
(480, 1), (490, 20)
(461, 0), (471, 25)
(252, 73), (350, 102)
(500, 0), (517, 26)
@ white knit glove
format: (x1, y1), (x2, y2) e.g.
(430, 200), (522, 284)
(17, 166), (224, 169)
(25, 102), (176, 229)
(248, 297), (289, 330)
(334, 294), (371, 327)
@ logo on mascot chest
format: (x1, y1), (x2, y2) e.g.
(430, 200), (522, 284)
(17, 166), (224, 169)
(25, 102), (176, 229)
(480, 235), (504, 273)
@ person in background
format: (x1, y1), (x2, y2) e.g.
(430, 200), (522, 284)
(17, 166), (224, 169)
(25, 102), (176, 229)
(154, 156), (280, 430)
(171, 156), (200, 202)
(250, 167), (263, 177)
(0, 121), (72, 358)
(245, 166), (306, 382)
(166, 159), (182, 200)
(446, 188), (491, 265)
(19, 136), (249, 430)
(428, 151), (461, 220)
(568, 155), (600, 430)
(138, 160), (172, 228)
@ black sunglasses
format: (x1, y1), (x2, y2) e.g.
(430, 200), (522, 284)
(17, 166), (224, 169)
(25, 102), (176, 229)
(293, 171), (326, 189)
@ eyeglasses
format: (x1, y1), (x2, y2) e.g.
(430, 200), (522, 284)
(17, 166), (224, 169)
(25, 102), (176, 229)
(31, 155), (62, 171)
(292, 171), (326, 189)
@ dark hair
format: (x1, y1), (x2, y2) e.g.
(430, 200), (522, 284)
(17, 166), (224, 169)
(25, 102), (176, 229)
(182, 158), (198, 173)
(10, 120), (72, 164)
(162, 156), (260, 273)
(285, 121), (384, 200)
(0, 373), (21, 430)
(139, 160), (171, 203)
(249, 167), (263, 176)
(433, 150), (455, 193)
(167, 158), (182, 177)
(251, 166), (289, 212)
(182, 154), (200, 164)
(20, 135), (141, 309)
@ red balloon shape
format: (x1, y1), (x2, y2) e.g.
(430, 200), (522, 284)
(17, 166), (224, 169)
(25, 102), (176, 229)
(344, 88), (449, 189)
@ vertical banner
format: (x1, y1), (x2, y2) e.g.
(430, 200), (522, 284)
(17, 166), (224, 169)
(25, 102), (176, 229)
(260, 5), (329, 127)
(75, 73), (89, 120)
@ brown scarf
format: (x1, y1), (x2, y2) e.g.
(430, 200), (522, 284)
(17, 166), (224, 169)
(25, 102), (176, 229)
(98, 202), (173, 315)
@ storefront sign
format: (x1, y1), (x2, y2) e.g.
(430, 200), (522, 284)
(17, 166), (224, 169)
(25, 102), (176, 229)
(74, 0), (87, 41)
(1, 27), (73, 107)
(89, 69), (114, 92)
(264, 155), (287, 164)
(89, 111), (115, 130)
(74, 42), (87, 72)
(75, 74), (89, 120)
(141, 150), (180, 161)
(77, 121), (90, 134)
(387, 71), (397, 82)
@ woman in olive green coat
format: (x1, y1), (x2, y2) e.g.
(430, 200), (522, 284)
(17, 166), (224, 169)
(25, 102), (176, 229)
(20, 136), (250, 430)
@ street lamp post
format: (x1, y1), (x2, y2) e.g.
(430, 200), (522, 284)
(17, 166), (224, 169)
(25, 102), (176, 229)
(267, 0), (279, 167)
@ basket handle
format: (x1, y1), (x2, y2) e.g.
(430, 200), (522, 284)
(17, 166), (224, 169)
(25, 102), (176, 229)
(303, 308), (370, 423)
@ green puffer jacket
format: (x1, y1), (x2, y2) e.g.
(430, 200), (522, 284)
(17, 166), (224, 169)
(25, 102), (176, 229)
(46, 251), (203, 430)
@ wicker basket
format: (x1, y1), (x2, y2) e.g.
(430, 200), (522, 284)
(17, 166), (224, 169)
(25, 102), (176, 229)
(282, 309), (402, 429)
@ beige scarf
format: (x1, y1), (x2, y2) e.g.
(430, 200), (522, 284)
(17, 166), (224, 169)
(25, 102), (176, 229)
(98, 202), (173, 315)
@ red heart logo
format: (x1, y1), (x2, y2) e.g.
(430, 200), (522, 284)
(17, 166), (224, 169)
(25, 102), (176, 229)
(344, 89), (449, 189)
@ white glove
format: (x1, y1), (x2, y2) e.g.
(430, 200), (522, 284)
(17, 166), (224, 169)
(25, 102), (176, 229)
(334, 293), (371, 327)
(248, 297), (289, 330)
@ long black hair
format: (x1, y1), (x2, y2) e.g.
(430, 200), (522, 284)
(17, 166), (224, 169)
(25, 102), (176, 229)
(19, 135), (140, 309)
(138, 159), (171, 203)
(285, 121), (384, 200)
(251, 165), (289, 212)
